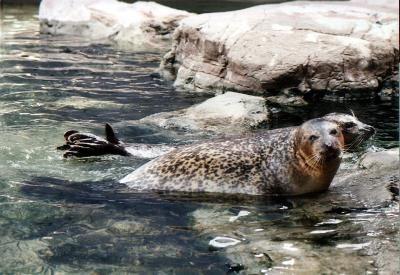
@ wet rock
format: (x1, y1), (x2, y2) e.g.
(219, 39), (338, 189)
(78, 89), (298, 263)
(333, 149), (399, 208)
(107, 220), (151, 235)
(160, 1), (399, 100)
(39, 0), (192, 50)
(359, 208), (399, 274)
(139, 92), (271, 134)
(358, 148), (399, 170)
(0, 239), (50, 273)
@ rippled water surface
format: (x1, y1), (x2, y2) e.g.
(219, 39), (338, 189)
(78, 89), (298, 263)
(0, 4), (398, 274)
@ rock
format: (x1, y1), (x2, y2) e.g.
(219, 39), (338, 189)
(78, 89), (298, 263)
(107, 220), (151, 235)
(358, 148), (399, 170)
(39, 0), (193, 50)
(138, 92), (271, 134)
(333, 166), (398, 208)
(0, 239), (50, 273)
(332, 148), (399, 208)
(160, 1), (399, 100)
(350, 0), (399, 10)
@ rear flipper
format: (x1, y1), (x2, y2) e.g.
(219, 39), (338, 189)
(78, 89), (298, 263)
(57, 123), (175, 159)
(57, 124), (129, 158)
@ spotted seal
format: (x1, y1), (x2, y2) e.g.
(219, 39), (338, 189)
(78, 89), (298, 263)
(57, 113), (374, 159)
(119, 118), (348, 195)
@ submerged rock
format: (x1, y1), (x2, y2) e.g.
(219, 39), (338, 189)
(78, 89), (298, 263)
(39, 0), (193, 50)
(138, 92), (271, 134)
(160, 1), (399, 101)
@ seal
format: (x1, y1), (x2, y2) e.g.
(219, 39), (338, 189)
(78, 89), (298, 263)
(57, 113), (374, 159)
(119, 118), (346, 195)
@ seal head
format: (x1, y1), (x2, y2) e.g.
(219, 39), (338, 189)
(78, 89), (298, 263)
(296, 118), (344, 163)
(323, 113), (375, 150)
(291, 118), (344, 194)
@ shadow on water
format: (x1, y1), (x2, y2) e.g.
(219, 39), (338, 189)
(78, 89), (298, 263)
(18, 177), (231, 273)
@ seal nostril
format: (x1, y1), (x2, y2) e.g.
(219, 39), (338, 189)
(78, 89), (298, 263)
(363, 126), (376, 135)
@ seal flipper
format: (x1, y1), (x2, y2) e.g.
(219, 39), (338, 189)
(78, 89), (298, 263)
(105, 123), (120, 144)
(64, 130), (79, 141)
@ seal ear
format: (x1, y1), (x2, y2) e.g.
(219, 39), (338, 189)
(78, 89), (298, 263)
(105, 123), (120, 144)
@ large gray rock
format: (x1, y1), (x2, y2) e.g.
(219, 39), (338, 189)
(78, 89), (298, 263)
(138, 92), (271, 134)
(39, 0), (193, 50)
(358, 147), (399, 170)
(332, 148), (399, 208)
(161, 1), (399, 99)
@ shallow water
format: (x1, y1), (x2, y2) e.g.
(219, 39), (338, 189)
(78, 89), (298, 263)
(0, 4), (398, 274)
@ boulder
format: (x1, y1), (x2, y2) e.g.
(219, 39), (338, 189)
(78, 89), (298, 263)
(358, 147), (399, 170)
(39, 0), (193, 50)
(332, 148), (399, 208)
(138, 92), (271, 134)
(160, 1), (399, 100)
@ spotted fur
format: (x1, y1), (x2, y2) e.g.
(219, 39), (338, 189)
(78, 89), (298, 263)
(120, 118), (348, 196)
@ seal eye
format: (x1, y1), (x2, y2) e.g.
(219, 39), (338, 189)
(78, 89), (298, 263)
(309, 135), (319, 142)
(344, 122), (356, 129)
(330, 129), (338, 135)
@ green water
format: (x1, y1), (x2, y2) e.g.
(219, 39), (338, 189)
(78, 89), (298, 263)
(0, 4), (398, 274)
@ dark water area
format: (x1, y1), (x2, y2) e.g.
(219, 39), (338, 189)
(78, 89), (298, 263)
(270, 99), (399, 149)
(0, 3), (398, 274)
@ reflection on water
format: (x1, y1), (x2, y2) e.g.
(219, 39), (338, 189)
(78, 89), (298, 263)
(0, 4), (398, 274)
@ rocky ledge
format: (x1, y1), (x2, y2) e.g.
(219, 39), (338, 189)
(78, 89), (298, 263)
(160, 1), (399, 101)
(333, 148), (399, 208)
(138, 92), (271, 134)
(39, 0), (193, 50)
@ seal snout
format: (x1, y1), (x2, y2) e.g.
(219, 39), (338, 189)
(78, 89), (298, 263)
(362, 124), (376, 137)
(322, 143), (341, 161)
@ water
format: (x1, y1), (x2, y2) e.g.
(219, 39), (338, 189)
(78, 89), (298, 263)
(0, 4), (398, 274)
